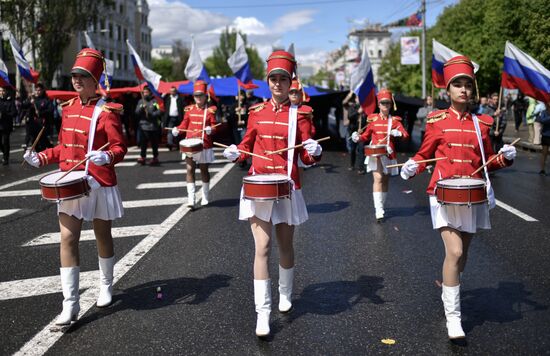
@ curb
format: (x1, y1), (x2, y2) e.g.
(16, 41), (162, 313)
(503, 136), (541, 152)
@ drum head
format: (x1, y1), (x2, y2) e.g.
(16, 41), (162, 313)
(366, 144), (387, 149)
(40, 171), (87, 185)
(180, 138), (203, 147)
(437, 177), (486, 188)
(243, 173), (289, 183)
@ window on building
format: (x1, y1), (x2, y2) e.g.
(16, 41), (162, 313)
(100, 20), (106, 35)
(123, 54), (128, 70)
(369, 50), (373, 57)
(378, 50), (383, 58)
(117, 53), (122, 69)
(109, 51), (114, 61)
(109, 23), (113, 39)
(117, 25), (122, 41)
(123, 29), (128, 41)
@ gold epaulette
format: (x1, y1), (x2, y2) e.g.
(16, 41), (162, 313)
(60, 97), (76, 108)
(102, 102), (123, 113)
(392, 115), (403, 121)
(208, 106), (217, 114)
(298, 105), (313, 116)
(476, 114), (494, 127)
(367, 114), (378, 122)
(426, 110), (447, 124)
(184, 105), (193, 112)
(249, 102), (265, 112)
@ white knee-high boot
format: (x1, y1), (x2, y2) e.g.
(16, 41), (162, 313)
(97, 256), (114, 307)
(187, 183), (195, 207)
(254, 279), (271, 337)
(56, 267), (80, 325)
(201, 182), (210, 206)
(373, 192), (384, 220)
(442, 284), (465, 339)
(278, 266), (294, 313)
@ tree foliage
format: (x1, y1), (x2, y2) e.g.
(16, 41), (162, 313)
(378, 0), (550, 97)
(0, 0), (112, 87)
(152, 40), (190, 81)
(204, 28), (265, 79)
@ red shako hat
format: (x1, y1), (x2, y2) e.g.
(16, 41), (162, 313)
(376, 88), (393, 103)
(443, 55), (475, 89)
(71, 48), (105, 84)
(193, 80), (207, 94)
(266, 50), (296, 78)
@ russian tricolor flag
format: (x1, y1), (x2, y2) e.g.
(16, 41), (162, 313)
(227, 34), (258, 90)
(8, 31), (39, 84)
(501, 41), (550, 103)
(184, 38), (210, 83)
(350, 45), (376, 115)
(126, 40), (162, 97)
(84, 31), (114, 90)
(432, 39), (479, 88)
(0, 58), (12, 88)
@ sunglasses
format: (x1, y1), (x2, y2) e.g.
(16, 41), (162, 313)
(193, 94), (205, 98)
(289, 90), (300, 95)
(379, 101), (392, 106)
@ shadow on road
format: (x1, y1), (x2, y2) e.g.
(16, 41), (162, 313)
(385, 206), (430, 218)
(70, 274), (232, 332)
(208, 198), (240, 207)
(462, 281), (548, 333)
(307, 201), (350, 214)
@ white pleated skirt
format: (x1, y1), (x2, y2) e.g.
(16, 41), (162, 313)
(182, 148), (214, 164)
(239, 188), (309, 226)
(58, 185), (124, 221)
(429, 195), (490, 234)
(364, 155), (398, 176)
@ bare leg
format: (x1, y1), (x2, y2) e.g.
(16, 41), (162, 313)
(93, 218), (114, 258)
(250, 216), (272, 280)
(275, 223), (295, 269)
(372, 162), (384, 192)
(458, 233), (473, 273)
(440, 227), (471, 287)
(59, 213), (83, 267)
(186, 156), (196, 183)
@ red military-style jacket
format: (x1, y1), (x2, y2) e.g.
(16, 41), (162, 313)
(237, 99), (321, 189)
(37, 96), (127, 187)
(176, 104), (217, 149)
(297, 104), (316, 137)
(358, 113), (409, 160)
(412, 107), (512, 194)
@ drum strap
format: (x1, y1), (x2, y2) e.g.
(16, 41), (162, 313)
(287, 105), (298, 182)
(201, 105), (207, 142)
(472, 114), (496, 209)
(85, 98), (106, 175)
(386, 115), (392, 147)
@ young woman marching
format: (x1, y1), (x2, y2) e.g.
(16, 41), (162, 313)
(24, 49), (127, 325)
(351, 89), (409, 221)
(400, 56), (517, 339)
(223, 51), (322, 337)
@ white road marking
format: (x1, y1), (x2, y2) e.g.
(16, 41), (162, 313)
(0, 209), (20, 218)
(0, 189), (41, 197)
(496, 199), (538, 222)
(23, 225), (159, 247)
(136, 181), (201, 189)
(179, 158), (228, 164)
(0, 169), (57, 191)
(115, 162), (137, 167)
(127, 147), (169, 153)
(0, 271), (96, 301)
(123, 197), (186, 208)
(163, 167), (223, 175)
(15, 162), (235, 355)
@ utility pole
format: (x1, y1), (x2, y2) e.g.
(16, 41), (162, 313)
(421, 0), (426, 98)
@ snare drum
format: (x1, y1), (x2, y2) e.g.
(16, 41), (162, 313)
(179, 138), (203, 153)
(242, 174), (291, 201)
(364, 145), (387, 157)
(39, 171), (90, 202)
(436, 178), (487, 206)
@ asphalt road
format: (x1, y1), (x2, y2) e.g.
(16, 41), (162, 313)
(1, 127), (550, 355)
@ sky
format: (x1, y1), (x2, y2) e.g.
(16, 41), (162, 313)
(148, 0), (459, 67)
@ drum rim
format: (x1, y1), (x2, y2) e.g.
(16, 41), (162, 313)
(242, 178), (290, 185)
(180, 139), (204, 147)
(39, 171), (87, 187)
(243, 173), (290, 184)
(365, 144), (387, 149)
(436, 177), (486, 189)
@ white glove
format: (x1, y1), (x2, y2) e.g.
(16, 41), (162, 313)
(400, 159), (418, 180)
(386, 145), (394, 155)
(23, 150), (40, 167)
(86, 175), (101, 191)
(499, 144), (516, 160)
(351, 131), (360, 143)
(390, 129), (402, 137)
(204, 126), (212, 135)
(303, 138), (322, 156)
(223, 144), (240, 161)
(172, 127), (180, 136)
(86, 150), (111, 166)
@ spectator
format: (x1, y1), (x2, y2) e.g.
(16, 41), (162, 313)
(0, 86), (17, 165)
(533, 100), (545, 146)
(476, 96), (488, 115)
(163, 86), (184, 151)
(342, 91), (366, 173)
(25, 83), (54, 150)
(416, 95), (437, 142)
(14, 91), (22, 127)
(135, 86), (162, 165)
(526, 96), (538, 143)
(484, 92), (506, 153)
(513, 92), (526, 132)
(536, 101), (550, 175)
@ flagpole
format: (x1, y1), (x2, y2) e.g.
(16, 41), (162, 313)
(421, 0), (426, 98)
(237, 82), (243, 127)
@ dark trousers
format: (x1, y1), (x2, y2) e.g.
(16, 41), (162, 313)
(140, 130), (159, 158)
(0, 130), (10, 163)
(491, 134), (504, 153)
(166, 116), (179, 146)
(348, 140), (365, 170)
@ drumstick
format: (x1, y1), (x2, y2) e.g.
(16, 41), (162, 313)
(167, 123), (222, 133)
(266, 136), (331, 155)
(55, 142), (110, 182)
(212, 142), (271, 161)
(375, 134), (390, 144)
(386, 157), (448, 168)
(470, 137), (521, 176)
(21, 126), (46, 166)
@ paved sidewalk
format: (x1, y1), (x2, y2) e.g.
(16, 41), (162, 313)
(503, 117), (541, 152)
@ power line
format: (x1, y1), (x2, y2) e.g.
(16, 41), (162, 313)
(152, 0), (366, 9)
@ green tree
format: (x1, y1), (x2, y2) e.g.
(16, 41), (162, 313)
(151, 40), (190, 81)
(0, 0), (111, 87)
(204, 28), (264, 79)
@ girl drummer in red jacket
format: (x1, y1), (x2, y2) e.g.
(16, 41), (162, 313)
(223, 50), (322, 337)
(400, 56), (516, 340)
(351, 89), (409, 221)
(24, 49), (127, 325)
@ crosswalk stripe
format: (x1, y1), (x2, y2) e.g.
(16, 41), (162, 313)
(0, 209), (20, 218)
(0, 189), (41, 197)
(123, 197), (186, 208)
(127, 147), (169, 153)
(23, 224), (159, 247)
(136, 181), (201, 189)
(116, 162), (138, 167)
(163, 167), (223, 175)
(0, 169), (57, 191)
